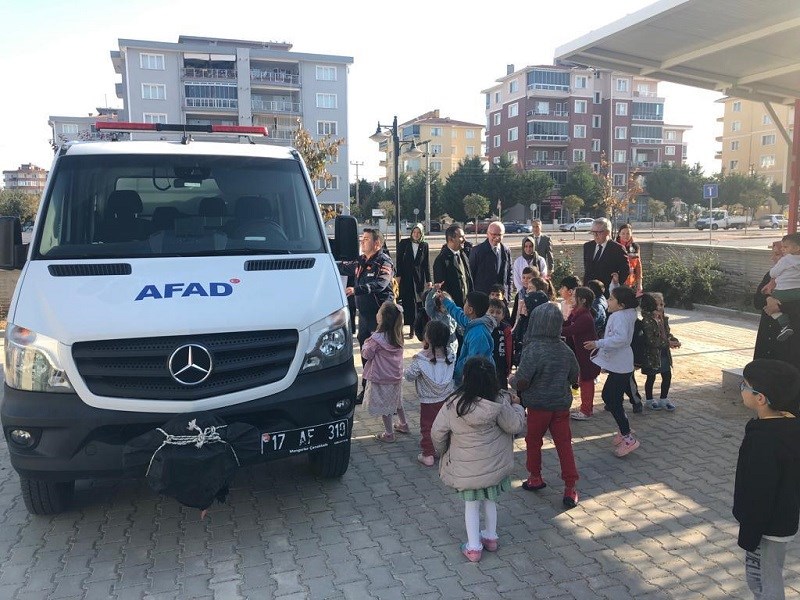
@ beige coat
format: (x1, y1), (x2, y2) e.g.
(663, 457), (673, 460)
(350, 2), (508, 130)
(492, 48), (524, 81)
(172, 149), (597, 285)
(431, 393), (525, 491)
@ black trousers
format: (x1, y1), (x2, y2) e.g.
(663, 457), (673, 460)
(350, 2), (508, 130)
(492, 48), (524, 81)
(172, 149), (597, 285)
(602, 371), (633, 436)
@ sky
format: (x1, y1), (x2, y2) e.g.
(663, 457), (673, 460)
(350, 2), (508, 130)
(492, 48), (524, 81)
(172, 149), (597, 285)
(1, 0), (723, 184)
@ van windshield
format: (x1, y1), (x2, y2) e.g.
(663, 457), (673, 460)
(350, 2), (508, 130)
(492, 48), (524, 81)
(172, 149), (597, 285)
(34, 153), (327, 259)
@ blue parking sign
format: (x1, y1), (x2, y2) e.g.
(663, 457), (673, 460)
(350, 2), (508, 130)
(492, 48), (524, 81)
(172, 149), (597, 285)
(703, 183), (718, 199)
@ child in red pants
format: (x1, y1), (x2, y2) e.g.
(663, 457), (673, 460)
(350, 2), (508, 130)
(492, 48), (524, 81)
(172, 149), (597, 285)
(511, 302), (581, 508)
(563, 287), (601, 420)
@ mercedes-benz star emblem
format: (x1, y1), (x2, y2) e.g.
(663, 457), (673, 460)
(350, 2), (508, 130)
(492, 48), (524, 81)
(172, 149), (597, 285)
(168, 344), (213, 386)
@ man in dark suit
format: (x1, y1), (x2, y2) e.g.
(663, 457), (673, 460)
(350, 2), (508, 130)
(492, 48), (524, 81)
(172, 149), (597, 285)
(531, 219), (554, 274)
(583, 218), (630, 296)
(433, 225), (472, 307)
(469, 221), (513, 300)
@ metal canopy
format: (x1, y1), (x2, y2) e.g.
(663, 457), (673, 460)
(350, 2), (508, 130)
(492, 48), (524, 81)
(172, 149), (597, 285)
(555, 0), (800, 106)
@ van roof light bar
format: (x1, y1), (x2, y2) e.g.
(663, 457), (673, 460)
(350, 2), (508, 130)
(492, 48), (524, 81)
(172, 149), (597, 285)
(95, 122), (268, 136)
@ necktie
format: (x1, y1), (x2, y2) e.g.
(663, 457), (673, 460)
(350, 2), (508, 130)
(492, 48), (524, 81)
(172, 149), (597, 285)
(593, 244), (603, 262)
(535, 237), (540, 248)
(494, 246), (501, 273)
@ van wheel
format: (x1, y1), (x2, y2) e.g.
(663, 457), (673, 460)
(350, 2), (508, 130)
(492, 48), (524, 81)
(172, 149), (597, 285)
(20, 477), (74, 515)
(772, 223), (779, 229)
(712, 224), (719, 230)
(309, 440), (351, 478)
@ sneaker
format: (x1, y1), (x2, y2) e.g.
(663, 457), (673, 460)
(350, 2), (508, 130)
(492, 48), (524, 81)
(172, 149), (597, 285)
(563, 487), (579, 509)
(480, 536), (499, 552)
(461, 544), (482, 562)
(777, 326), (794, 342)
(521, 476), (547, 491)
(570, 410), (591, 421)
(632, 402), (643, 414)
(612, 430), (635, 446)
(615, 434), (640, 457)
(663, 400), (676, 412)
(417, 453), (435, 467)
(650, 400), (662, 410)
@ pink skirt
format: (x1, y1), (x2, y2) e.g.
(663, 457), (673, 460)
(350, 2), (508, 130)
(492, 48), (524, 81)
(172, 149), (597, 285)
(363, 381), (403, 417)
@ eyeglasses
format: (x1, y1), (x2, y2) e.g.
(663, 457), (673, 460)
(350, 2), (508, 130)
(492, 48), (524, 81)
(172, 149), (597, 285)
(739, 380), (760, 395)
(590, 230), (606, 236)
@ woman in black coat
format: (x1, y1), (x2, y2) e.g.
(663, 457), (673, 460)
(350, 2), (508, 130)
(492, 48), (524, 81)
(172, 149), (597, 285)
(754, 240), (800, 371)
(396, 223), (430, 338)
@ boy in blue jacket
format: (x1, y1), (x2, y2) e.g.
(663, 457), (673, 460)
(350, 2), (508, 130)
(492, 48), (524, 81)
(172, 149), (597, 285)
(437, 289), (495, 385)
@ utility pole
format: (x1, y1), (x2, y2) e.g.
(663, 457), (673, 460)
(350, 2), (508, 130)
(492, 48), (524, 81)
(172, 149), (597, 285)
(350, 161), (364, 207)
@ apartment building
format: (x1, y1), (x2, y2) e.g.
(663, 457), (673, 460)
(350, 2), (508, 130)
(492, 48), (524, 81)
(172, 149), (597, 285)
(376, 110), (485, 187)
(483, 65), (690, 221)
(109, 36), (353, 208)
(2, 163), (48, 196)
(48, 107), (121, 147)
(716, 97), (792, 188)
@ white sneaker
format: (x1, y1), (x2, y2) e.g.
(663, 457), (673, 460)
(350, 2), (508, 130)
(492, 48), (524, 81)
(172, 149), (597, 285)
(570, 410), (591, 421)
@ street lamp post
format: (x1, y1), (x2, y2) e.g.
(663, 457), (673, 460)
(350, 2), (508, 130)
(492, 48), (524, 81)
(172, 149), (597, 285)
(370, 116), (402, 253)
(405, 139), (433, 235)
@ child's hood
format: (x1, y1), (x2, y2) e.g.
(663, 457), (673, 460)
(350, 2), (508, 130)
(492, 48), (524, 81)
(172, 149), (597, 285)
(615, 307), (639, 327)
(526, 302), (563, 339)
(467, 313), (496, 333)
(457, 396), (505, 426)
(414, 350), (456, 385)
(369, 331), (401, 351)
(747, 417), (800, 460)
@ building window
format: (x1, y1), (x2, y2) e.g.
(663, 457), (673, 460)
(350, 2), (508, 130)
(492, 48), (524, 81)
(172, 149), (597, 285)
(665, 145), (676, 156)
(574, 100), (588, 114)
(140, 53), (165, 70)
(731, 121), (741, 132)
(431, 127), (442, 137)
(732, 100), (741, 112)
(317, 121), (338, 135)
(508, 103), (519, 118)
(142, 84), (166, 100)
(465, 146), (475, 156)
(507, 150), (518, 164)
(431, 161), (442, 172)
(493, 157), (501, 165)
(665, 130), (677, 141)
(533, 150), (548, 161)
(509, 80), (518, 93)
(316, 93), (337, 109)
(493, 113), (501, 126)
(574, 125), (586, 138)
(731, 140), (740, 151)
(465, 129), (475, 139)
(573, 149), (586, 162)
(763, 114), (773, 125)
(761, 155), (776, 168)
(316, 66), (337, 81)
(316, 176), (339, 190)
(762, 134), (776, 145)
(535, 101), (550, 115)
(590, 139), (599, 152)
(493, 135), (501, 148)
(592, 115), (601, 128)
(143, 113), (167, 124)
(508, 127), (519, 142)
(614, 126), (627, 139)
(615, 102), (628, 116)
(615, 78), (629, 92)
(495, 92), (501, 104)
(613, 173), (626, 186)
(593, 91), (601, 104)
(592, 163), (600, 173)
(61, 123), (79, 134)
(613, 150), (626, 163)
(729, 160), (739, 170)
(431, 144), (442, 154)
(575, 75), (588, 89)
(450, 145), (456, 154)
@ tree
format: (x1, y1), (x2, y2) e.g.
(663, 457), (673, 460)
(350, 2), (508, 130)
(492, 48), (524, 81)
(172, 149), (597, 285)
(463, 193), (490, 244)
(484, 155), (520, 217)
(718, 171), (770, 230)
(561, 163), (603, 213)
(562, 195), (584, 221)
(0, 190), (39, 223)
(643, 163), (705, 207)
(518, 170), (554, 217)
(378, 200), (395, 223)
(770, 182), (789, 208)
(648, 199), (666, 228)
(293, 120), (344, 196)
(403, 169), (444, 224)
(441, 157), (486, 221)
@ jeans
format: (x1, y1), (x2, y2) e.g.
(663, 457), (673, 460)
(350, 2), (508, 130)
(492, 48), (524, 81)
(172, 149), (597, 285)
(645, 369), (672, 400)
(525, 408), (579, 487)
(745, 538), (787, 599)
(602, 371), (632, 436)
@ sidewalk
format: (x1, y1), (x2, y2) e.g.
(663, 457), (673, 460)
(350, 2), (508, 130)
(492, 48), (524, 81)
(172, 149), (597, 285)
(0, 306), (795, 599)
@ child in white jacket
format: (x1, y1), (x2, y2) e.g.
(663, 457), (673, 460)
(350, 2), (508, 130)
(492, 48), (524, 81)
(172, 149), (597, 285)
(584, 286), (641, 457)
(405, 320), (455, 467)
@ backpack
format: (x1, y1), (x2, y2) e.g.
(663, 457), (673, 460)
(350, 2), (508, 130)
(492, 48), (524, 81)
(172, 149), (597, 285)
(631, 318), (646, 368)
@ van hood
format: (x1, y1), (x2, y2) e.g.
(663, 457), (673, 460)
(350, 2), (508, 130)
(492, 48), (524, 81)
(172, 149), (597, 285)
(10, 255), (346, 344)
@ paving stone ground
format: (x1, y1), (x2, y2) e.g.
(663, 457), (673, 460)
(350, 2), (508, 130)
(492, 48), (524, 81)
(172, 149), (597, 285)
(0, 307), (796, 599)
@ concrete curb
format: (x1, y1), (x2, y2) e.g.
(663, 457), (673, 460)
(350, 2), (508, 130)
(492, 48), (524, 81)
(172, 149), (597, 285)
(693, 303), (760, 323)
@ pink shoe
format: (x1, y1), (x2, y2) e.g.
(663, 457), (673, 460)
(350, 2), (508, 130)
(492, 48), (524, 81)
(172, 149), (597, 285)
(417, 453), (435, 467)
(615, 434), (640, 457)
(480, 537), (498, 552)
(461, 544), (482, 562)
(612, 430), (635, 446)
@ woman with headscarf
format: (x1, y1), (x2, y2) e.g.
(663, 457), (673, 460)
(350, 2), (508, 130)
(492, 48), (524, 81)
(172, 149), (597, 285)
(616, 223), (643, 295)
(397, 223), (431, 338)
(513, 236), (548, 296)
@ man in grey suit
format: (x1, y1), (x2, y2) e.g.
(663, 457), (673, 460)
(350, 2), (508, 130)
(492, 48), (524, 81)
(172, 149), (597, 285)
(531, 219), (554, 274)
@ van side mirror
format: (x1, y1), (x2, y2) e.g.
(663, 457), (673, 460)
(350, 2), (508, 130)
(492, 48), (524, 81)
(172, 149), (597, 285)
(0, 216), (27, 270)
(333, 215), (359, 261)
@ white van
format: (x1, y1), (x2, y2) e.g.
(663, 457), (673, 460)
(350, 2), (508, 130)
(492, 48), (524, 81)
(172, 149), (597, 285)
(0, 123), (359, 514)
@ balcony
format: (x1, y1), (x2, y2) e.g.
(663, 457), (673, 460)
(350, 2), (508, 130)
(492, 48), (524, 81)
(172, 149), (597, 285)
(631, 137), (662, 145)
(269, 129), (297, 142)
(526, 160), (569, 168)
(184, 97), (238, 110)
(527, 84), (570, 95)
(183, 67), (237, 80)
(631, 114), (664, 122)
(633, 90), (658, 98)
(251, 70), (300, 86)
(251, 99), (301, 114)
(526, 110), (569, 118)
(628, 161), (662, 171)
(526, 134), (570, 144)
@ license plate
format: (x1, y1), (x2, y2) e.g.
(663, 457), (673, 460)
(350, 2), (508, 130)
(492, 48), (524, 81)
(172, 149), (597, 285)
(260, 419), (349, 457)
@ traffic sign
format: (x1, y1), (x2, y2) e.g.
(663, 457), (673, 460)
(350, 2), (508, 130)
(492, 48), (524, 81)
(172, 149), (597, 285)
(703, 183), (718, 199)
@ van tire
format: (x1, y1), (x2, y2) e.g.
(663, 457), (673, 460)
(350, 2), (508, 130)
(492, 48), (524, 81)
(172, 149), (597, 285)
(20, 477), (74, 515)
(711, 224), (719, 230)
(309, 440), (351, 478)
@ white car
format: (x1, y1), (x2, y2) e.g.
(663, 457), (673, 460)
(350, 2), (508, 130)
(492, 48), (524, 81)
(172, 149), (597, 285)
(559, 218), (595, 232)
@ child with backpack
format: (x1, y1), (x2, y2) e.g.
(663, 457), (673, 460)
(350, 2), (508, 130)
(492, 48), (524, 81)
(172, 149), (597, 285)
(487, 299), (513, 389)
(583, 286), (641, 457)
(639, 292), (681, 411)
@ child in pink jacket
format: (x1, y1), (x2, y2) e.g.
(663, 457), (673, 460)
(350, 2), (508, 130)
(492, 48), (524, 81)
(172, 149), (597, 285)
(362, 302), (407, 442)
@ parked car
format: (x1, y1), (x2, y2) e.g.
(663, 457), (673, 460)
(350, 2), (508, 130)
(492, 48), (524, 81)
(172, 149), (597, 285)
(428, 220), (442, 232)
(503, 221), (532, 234)
(559, 218), (595, 232)
(758, 214), (788, 229)
(464, 220), (491, 234)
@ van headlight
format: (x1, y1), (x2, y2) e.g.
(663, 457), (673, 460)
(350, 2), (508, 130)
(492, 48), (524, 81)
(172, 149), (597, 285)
(301, 308), (351, 372)
(4, 325), (73, 393)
